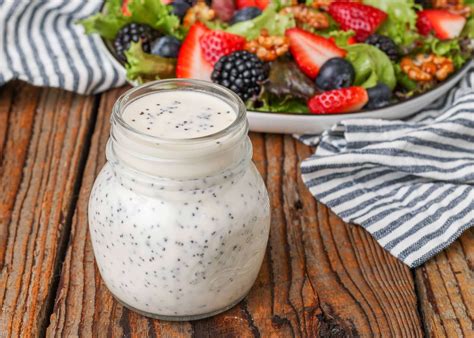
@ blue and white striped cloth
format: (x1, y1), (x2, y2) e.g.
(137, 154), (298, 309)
(300, 69), (474, 267)
(0, 0), (472, 267)
(0, 0), (125, 94)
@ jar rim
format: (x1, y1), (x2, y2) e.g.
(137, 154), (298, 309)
(111, 79), (247, 144)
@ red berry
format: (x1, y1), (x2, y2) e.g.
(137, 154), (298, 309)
(176, 22), (213, 80)
(255, 0), (269, 10)
(328, 2), (387, 42)
(286, 28), (346, 79)
(121, 0), (131, 16)
(200, 31), (246, 65)
(236, 0), (257, 9)
(212, 0), (236, 22)
(416, 10), (466, 40)
(308, 87), (368, 114)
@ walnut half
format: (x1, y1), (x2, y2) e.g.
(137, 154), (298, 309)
(400, 54), (455, 82)
(245, 29), (290, 62)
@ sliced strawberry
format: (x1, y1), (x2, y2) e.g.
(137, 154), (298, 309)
(308, 87), (368, 114)
(200, 31), (246, 65)
(416, 10), (466, 40)
(121, 0), (131, 16)
(328, 2), (387, 42)
(255, 0), (269, 10)
(176, 22), (213, 81)
(286, 28), (347, 79)
(236, 0), (257, 10)
(161, 0), (173, 3)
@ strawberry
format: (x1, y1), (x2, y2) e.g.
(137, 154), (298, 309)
(286, 28), (347, 79)
(308, 87), (368, 114)
(121, 0), (131, 16)
(176, 22), (213, 81)
(255, 0), (269, 10)
(236, 0), (257, 9)
(200, 31), (246, 65)
(328, 2), (387, 42)
(416, 10), (466, 40)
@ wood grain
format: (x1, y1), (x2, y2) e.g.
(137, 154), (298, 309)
(46, 88), (193, 338)
(415, 229), (473, 337)
(47, 87), (424, 337)
(0, 82), (96, 337)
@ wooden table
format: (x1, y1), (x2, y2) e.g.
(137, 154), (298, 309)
(0, 82), (472, 337)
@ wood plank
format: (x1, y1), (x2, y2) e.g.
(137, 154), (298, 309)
(48, 88), (423, 336)
(415, 229), (473, 337)
(46, 88), (193, 337)
(0, 82), (96, 337)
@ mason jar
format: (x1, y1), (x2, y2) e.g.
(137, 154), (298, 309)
(88, 79), (271, 320)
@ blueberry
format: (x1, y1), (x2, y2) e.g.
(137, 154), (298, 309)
(315, 58), (355, 90)
(171, 0), (191, 19)
(150, 36), (181, 58)
(230, 7), (262, 25)
(365, 84), (392, 109)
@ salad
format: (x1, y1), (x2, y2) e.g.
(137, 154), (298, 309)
(81, 0), (474, 114)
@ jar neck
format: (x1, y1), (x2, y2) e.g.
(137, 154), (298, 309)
(106, 79), (250, 183)
(107, 118), (251, 181)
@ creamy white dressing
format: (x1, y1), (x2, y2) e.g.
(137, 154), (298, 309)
(122, 91), (236, 139)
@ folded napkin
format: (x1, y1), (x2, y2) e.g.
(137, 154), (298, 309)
(300, 68), (474, 267)
(0, 0), (125, 94)
(1, 1), (472, 267)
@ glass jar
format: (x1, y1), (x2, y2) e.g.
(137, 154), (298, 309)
(88, 80), (271, 321)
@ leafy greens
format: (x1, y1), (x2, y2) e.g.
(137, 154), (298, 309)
(79, 0), (183, 40)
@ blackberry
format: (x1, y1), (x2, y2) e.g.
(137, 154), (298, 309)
(114, 23), (158, 63)
(365, 34), (400, 61)
(211, 51), (268, 101)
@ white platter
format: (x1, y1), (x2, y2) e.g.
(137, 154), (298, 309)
(248, 61), (472, 134)
(98, 37), (472, 135)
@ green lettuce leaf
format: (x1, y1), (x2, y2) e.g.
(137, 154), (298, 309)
(127, 0), (183, 38)
(125, 42), (176, 82)
(79, 0), (128, 40)
(462, 16), (474, 39)
(328, 30), (355, 48)
(394, 64), (417, 91)
(419, 37), (471, 69)
(248, 94), (309, 113)
(345, 44), (396, 90)
(364, 0), (420, 47)
(79, 0), (183, 40)
(226, 4), (295, 40)
(265, 59), (317, 99)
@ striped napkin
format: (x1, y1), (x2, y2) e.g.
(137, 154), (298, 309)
(300, 68), (474, 267)
(1, 1), (472, 267)
(0, 0), (125, 94)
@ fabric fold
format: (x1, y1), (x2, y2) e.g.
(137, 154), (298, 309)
(300, 68), (474, 267)
(0, 0), (126, 94)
